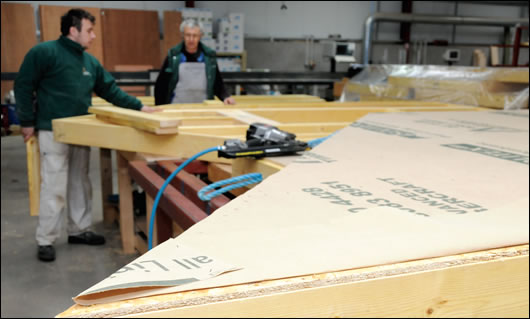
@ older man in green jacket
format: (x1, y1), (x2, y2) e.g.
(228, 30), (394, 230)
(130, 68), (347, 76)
(155, 19), (235, 105)
(15, 8), (158, 262)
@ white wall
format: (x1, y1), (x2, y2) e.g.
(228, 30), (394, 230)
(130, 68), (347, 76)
(197, 1), (373, 39)
(197, 1), (526, 44)
(4, 1), (526, 44)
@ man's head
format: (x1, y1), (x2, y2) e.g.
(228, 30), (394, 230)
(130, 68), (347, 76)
(61, 9), (96, 49)
(180, 19), (203, 54)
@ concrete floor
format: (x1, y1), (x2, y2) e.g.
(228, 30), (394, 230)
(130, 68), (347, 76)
(1, 135), (140, 318)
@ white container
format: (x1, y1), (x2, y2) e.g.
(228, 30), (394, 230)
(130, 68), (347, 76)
(218, 18), (231, 33)
(229, 13), (244, 24)
(231, 23), (244, 34)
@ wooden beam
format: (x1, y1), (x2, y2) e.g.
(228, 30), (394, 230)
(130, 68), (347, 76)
(95, 115), (179, 135)
(156, 161), (231, 213)
(126, 254), (529, 318)
(208, 163), (248, 196)
(89, 106), (181, 129)
(52, 115), (229, 163)
(388, 76), (528, 94)
(52, 103), (483, 164)
(145, 194), (158, 248)
(161, 100), (462, 110)
(128, 160), (209, 230)
(99, 148), (116, 224)
(117, 151), (135, 254)
(493, 69), (529, 83)
(231, 157), (285, 181)
(25, 136), (40, 216)
(413, 88), (524, 109)
(57, 245), (529, 318)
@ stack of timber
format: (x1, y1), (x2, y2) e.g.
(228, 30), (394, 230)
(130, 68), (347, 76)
(57, 109), (528, 317)
(90, 94), (325, 107)
(342, 65), (529, 109)
(53, 101), (484, 165)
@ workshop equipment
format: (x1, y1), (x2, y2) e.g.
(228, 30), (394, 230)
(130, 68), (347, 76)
(218, 123), (310, 159)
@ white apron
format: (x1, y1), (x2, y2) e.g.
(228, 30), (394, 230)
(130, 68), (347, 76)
(171, 62), (207, 104)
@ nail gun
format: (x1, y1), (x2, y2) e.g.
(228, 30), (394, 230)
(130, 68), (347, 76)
(218, 123), (310, 159)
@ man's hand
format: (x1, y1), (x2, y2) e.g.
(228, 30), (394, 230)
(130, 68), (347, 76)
(141, 105), (162, 113)
(223, 97), (236, 105)
(22, 127), (35, 143)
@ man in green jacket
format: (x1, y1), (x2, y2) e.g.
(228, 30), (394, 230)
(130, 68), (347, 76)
(154, 19), (236, 105)
(15, 8), (158, 262)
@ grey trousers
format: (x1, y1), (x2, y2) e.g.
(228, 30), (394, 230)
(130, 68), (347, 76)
(36, 131), (93, 246)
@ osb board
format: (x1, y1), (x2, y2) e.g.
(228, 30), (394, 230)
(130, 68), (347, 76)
(39, 5), (104, 65)
(101, 8), (160, 71)
(57, 245), (528, 317)
(162, 11), (182, 66)
(1, 2), (37, 72)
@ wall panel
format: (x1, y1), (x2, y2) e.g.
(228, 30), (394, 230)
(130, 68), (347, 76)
(1, 3), (37, 99)
(101, 8), (161, 71)
(162, 11), (182, 68)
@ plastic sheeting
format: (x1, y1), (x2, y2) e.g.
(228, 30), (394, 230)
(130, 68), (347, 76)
(340, 65), (529, 110)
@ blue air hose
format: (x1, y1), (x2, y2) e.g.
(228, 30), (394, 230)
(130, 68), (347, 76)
(148, 132), (336, 250)
(148, 146), (220, 250)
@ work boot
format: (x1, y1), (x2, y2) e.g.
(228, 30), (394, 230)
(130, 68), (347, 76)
(38, 245), (55, 262)
(68, 231), (106, 245)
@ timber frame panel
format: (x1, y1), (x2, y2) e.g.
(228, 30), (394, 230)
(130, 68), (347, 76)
(52, 101), (527, 317)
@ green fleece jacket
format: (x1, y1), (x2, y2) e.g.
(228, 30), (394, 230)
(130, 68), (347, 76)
(15, 35), (142, 131)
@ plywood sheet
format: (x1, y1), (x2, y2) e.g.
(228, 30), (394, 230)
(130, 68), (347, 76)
(101, 8), (161, 71)
(1, 3), (37, 72)
(39, 5), (104, 65)
(162, 11), (182, 66)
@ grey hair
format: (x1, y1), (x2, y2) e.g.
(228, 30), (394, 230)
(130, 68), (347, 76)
(180, 18), (203, 34)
